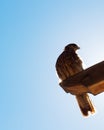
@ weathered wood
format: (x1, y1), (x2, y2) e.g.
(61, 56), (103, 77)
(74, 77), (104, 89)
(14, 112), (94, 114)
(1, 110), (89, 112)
(59, 61), (104, 95)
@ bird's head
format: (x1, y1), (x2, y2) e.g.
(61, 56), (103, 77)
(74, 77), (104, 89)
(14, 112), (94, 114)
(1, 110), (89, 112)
(64, 43), (80, 51)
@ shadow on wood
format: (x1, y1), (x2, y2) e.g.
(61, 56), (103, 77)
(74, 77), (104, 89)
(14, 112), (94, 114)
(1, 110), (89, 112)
(60, 61), (104, 95)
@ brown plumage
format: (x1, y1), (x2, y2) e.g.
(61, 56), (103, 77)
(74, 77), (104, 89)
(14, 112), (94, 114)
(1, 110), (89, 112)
(55, 43), (95, 116)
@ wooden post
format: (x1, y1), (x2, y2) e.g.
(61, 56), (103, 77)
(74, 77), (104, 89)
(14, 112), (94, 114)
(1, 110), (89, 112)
(60, 61), (104, 95)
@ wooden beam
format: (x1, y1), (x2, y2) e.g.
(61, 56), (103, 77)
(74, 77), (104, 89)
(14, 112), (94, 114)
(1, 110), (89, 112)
(59, 61), (104, 95)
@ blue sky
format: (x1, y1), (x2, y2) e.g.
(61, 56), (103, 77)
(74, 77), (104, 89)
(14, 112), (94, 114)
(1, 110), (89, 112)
(1, 0), (104, 130)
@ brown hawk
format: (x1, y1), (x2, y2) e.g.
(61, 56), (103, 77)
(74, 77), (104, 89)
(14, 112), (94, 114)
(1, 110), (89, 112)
(55, 43), (95, 116)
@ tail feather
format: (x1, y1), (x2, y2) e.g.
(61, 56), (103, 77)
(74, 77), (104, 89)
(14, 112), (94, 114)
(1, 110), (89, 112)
(76, 94), (95, 116)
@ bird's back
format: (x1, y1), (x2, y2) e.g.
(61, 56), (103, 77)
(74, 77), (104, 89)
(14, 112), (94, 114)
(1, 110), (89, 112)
(56, 49), (83, 81)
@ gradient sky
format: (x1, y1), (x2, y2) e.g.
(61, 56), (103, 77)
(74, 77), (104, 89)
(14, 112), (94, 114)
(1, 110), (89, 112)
(1, 0), (104, 130)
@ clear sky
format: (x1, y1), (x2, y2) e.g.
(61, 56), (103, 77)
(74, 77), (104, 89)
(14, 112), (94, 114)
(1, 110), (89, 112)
(1, 0), (104, 130)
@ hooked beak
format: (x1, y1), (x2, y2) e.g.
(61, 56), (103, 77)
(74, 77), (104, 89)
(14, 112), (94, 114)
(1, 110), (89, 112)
(77, 46), (80, 49)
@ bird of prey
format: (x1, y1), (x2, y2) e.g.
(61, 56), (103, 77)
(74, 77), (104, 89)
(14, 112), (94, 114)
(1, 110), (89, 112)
(55, 43), (95, 116)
